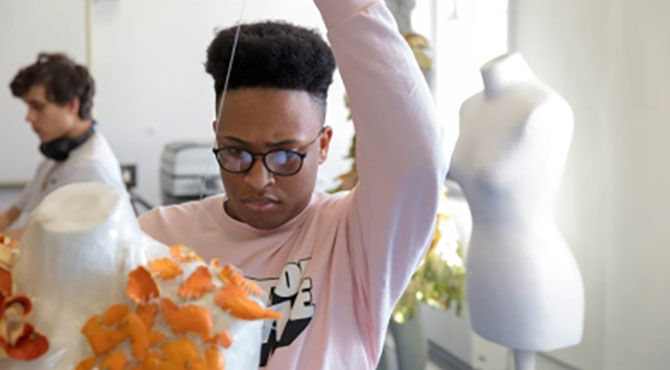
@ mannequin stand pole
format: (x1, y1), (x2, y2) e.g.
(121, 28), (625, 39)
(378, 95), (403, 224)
(513, 349), (536, 370)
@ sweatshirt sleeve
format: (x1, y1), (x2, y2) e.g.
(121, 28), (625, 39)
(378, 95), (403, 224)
(314, 0), (455, 359)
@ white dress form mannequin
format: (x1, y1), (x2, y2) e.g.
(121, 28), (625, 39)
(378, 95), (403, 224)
(449, 53), (584, 370)
(8, 183), (150, 368)
(5, 182), (263, 369)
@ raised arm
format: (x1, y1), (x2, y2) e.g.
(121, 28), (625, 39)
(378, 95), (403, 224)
(314, 0), (455, 357)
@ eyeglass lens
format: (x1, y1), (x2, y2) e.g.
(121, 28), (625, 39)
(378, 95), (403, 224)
(217, 149), (303, 175)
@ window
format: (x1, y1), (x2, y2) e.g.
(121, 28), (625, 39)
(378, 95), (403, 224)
(411, 0), (509, 129)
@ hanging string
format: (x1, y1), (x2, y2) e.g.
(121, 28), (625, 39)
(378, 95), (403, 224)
(187, 0), (247, 248)
(215, 0), (246, 133)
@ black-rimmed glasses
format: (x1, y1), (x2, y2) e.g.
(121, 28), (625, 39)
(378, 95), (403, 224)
(213, 127), (326, 176)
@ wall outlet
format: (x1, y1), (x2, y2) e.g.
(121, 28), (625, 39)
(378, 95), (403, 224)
(120, 164), (137, 190)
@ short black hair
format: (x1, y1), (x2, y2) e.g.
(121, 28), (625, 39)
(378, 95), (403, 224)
(10, 52), (95, 121)
(205, 21), (336, 115)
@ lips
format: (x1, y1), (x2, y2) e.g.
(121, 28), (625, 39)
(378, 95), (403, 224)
(242, 196), (279, 213)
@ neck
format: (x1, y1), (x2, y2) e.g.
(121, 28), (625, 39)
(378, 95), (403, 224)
(65, 119), (93, 139)
(480, 53), (536, 98)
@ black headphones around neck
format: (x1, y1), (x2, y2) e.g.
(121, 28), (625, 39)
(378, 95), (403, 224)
(39, 122), (97, 162)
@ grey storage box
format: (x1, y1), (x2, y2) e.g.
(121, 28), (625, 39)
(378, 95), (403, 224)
(160, 141), (224, 205)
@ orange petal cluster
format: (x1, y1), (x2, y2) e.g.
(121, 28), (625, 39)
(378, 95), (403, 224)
(79, 302), (171, 369)
(78, 243), (282, 369)
(78, 246), (229, 369)
(0, 234), (49, 361)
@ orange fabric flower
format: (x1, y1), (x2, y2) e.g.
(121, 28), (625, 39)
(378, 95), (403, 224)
(178, 266), (216, 300)
(205, 346), (225, 370)
(0, 241), (18, 268)
(75, 356), (96, 370)
(148, 258), (183, 281)
(148, 330), (166, 346)
(206, 331), (233, 349)
(0, 234), (17, 249)
(99, 349), (127, 370)
(2, 295), (33, 319)
(160, 339), (207, 370)
(169, 244), (202, 263)
(119, 312), (150, 361)
(134, 350), (166, 370)
(0, 267), (12, 296)
(136, 303), (159, 330)
(1, 323), (49, 361)
(214, 284), (281, 321)
(160, 298), (213, 339)
(81, 315), (127, 356)
(127, 266), (159, 304)
(212, 261), (263, 297)
(102, 304), (131, 327)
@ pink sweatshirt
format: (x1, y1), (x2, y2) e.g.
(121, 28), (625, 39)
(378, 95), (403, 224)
(139, 0), (450, 368)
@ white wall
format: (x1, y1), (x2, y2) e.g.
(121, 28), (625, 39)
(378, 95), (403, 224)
(0, 0), (87, 184)
(511, 0), (611, 367)
(512, 0), (670, 368)
(604, 1), (670, 368)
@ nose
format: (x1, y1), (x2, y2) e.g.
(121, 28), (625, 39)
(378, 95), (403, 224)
(244, 157), (275, 190)
(25, 109), (37, 124)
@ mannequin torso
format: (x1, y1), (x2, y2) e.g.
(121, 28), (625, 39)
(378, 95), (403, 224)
(450, 53), (584, 351)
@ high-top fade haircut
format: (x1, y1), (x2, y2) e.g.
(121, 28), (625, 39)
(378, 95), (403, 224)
(205, 21), (336, 120)
(10, 52), (95, 121)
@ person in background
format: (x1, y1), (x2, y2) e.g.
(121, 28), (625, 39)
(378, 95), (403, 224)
(0, 53), (124, 236)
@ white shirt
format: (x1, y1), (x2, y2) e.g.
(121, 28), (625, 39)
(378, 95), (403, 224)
(11, 131), (125, 229)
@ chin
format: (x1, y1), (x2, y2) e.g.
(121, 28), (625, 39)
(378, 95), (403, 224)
(230, 202), (286, 230)
(244, 216), (286, 230)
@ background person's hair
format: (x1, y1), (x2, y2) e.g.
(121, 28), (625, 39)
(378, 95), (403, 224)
(205, 21), (336, 118)
(10, 52), (95, 121)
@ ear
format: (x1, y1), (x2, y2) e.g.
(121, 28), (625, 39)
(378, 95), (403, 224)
(317, 125), (333, 165)
(67, 98), (80, 116)
(212, 119), (220, 145)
